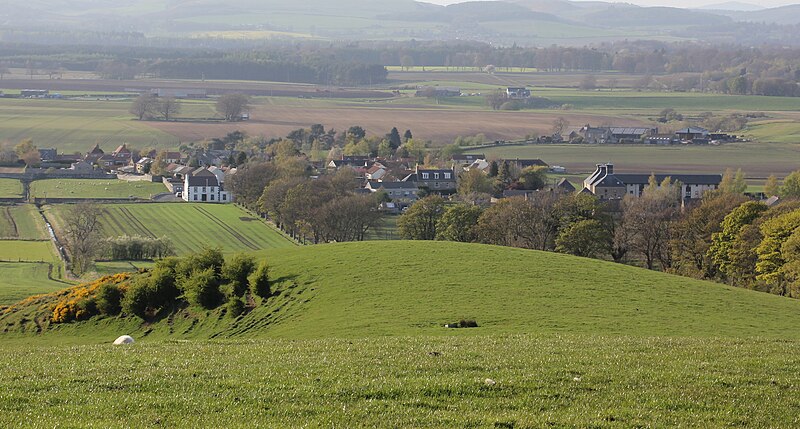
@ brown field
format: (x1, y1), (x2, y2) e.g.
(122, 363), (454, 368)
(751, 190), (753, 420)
(147, 105), (645, 143)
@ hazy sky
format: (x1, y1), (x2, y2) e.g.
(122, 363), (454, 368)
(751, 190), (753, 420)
(422, 0), (798, 8)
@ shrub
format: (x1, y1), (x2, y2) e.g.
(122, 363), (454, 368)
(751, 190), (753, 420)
(222, 254), (256, 297)
(182, 268), (223, 309)
(95, 282), (124, 316)
(227, 296), (246, 317)
(249, 260), (271, 299)
(121, 278), (153, 319)
(176, 247), (224, 279)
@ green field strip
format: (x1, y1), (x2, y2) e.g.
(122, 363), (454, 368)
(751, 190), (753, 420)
(0, 262), (71, 305)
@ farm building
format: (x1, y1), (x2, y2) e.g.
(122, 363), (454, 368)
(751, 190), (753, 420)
(506, 87), (531, 99)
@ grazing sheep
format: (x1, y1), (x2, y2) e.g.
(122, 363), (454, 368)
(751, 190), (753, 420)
(113, 335), (134, 345)
(484, 378), (496, 386)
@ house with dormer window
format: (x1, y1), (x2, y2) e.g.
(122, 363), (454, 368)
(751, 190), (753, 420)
(402, 165), (457, 195)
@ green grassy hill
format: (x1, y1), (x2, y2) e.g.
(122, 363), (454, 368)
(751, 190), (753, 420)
(4, 241), (800, 341)
(3, 241), (800, 427)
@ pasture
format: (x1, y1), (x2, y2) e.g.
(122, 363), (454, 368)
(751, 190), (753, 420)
(0, 262), (70, 305)
(2, 241), (800, 426)
(45, 203), (296, 256)
(0, 179), (23, 198)
(0, 204), (47, 240)
(30, 179), (167, 200)
(0, 98), (180, 153)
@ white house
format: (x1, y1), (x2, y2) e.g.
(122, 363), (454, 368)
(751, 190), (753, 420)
(183, 168), (232, 203)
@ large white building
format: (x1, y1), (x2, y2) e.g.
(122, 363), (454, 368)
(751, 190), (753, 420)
(183, 167), (232, 203)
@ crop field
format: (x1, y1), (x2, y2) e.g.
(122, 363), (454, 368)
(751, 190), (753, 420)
(46, 203), (296, 255)
(470, 141), (800, 177)
(0, 262), (70, 305)
(0, 205), (47, 239)
(30, 179), (167, 200)
(2, 241), (800, 426)
(0, 179), (23, 198)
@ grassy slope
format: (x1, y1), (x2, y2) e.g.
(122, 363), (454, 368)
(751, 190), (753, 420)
(30, 179), (167, 199)
(2, 242), (800, 427)
(4, 241), (800, 341)
(46, 203), (296, 255)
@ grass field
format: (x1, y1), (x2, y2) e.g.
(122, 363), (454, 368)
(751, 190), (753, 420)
(0, 262), (70, 305)
(0, 240), (58, 263)
(0, 205), (47, 239)
(469, 141), (800, 177)
(46, 203), (296, 256)
(0, 98), (180, 153)
(2, 241), (800, 426)
(30, 179), (167, 200)
(0, 179), (22, 198)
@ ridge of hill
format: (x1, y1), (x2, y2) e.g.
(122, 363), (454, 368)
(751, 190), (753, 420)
(3, 241), (800, 344)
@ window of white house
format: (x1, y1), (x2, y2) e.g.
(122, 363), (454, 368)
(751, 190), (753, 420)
(193, 195), (198, 201)
(422, 173), (429, 179)
(211, 195), (215, 201)
(444, 173), (451, 179)
(222, 194), (227, 200)
(434, 173), (440, 179)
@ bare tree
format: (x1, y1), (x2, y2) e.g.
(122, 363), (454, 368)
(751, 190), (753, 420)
(62, 202), (102, 275)
(216, 93), (250, 121)
(551, 117), (570, 136)
(157, 97), (181, 121)
(0, 64), (9, 80)
(129, 93), (159, 120)
(622, 176), (681, 270)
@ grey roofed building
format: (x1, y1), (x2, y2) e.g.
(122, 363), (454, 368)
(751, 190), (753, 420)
(39, 148), (57, 162)
(584, 163), (722, 200)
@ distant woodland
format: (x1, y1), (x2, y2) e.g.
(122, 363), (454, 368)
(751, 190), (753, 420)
(0, 39), (799, 95)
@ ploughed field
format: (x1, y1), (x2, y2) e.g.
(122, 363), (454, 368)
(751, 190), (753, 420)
(45, 203), (296, 255)
(2, 241), (800, 426)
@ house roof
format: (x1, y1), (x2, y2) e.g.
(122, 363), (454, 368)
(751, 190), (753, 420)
(557, 178), (576, 192)
(507, 159), (548, 168)
(366, 181), (418, 190)
(676, 127), (710, 135)
(113, 144), (130, 154)
(608, 127), (653, 136)
(187, 176), (220, 187)
(89, 144), (104, 155)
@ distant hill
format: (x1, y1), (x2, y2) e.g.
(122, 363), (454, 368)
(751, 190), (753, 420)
(697, 1), (766, 11)
(3, 241), (800, 342)
(720, 4), (800, 25)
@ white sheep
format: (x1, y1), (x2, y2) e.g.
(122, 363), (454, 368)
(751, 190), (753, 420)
(113, 335), (134, 345)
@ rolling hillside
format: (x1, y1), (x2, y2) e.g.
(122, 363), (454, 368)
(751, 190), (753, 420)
(3, 241), (800, 427)
(3, 241), (800, 341)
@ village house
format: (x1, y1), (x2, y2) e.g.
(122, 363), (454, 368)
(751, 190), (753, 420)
(365, 164), (388, 181)
(403, 166), (458, 195)
(365, 181), (420, 203)
(182, 167), (231, 203)
(583, 163), (722, 201)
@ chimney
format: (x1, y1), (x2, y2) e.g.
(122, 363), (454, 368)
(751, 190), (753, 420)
(606, 163), (614, 175)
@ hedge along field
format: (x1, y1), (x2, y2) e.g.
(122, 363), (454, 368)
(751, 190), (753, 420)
(30, 179), (167, 200)
(0, 179), (22, 198)
(0, 205), (47, 239)
(46, 203), (296, 256)
(0, 262), (71, 305)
